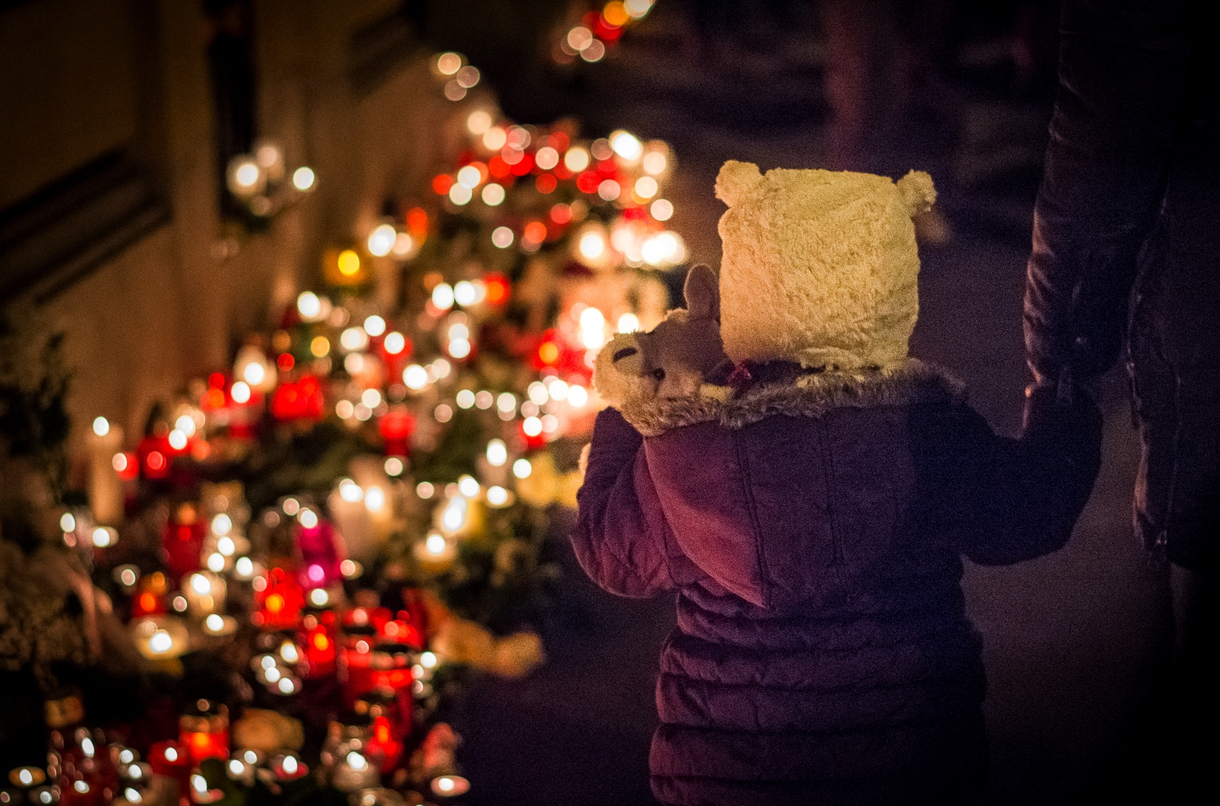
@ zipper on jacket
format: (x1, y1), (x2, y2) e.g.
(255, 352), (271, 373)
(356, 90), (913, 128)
(815, 419), (844, 566)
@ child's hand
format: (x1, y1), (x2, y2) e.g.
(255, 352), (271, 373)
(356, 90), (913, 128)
(1021, 380), (1103, 449)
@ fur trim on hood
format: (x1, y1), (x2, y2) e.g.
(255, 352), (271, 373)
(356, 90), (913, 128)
(615, 358), (966, 437)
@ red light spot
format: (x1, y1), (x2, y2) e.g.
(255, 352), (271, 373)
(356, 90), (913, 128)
(406, 207), (428, 234)
(484, 274), (510, 305)
(488, 156), (510, 178)
(146, 451), (165, 471)
(277, 353), (294, 371)
(524, 221), (548, 243)
(535, 174), (557, 194)
(208, 372), (226, 388)
(551, 203), (572, 224)
(432, 174), (454, 195)
(510, 153), (535, 176)
(549, 131), (570, 152)
(576, 171), (600, 194)
(116, 452), (139, 480)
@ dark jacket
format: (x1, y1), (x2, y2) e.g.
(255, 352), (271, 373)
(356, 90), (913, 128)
(1024, 0), (1219, 568)
(573, 362), (1101, 805)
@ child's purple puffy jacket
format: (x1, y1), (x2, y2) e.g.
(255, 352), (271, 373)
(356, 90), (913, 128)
(572, 362), (1101, 806)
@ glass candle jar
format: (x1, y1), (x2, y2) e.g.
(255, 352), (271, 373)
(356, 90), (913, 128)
(178, 701), (229, 764)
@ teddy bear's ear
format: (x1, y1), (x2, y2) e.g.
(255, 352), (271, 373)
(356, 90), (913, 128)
(715, 160), (763, 208)
(683, 264), (719, 322)
(896, 170), (936, 217)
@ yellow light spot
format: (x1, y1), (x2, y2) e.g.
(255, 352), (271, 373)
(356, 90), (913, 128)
(337, 250), (361, 276)
(603, 1), (629, 26)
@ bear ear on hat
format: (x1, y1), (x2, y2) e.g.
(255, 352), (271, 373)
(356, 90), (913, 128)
(715, 160), (763, 208)
(683, 264), (720, 322)
(896, 170), (937, 217)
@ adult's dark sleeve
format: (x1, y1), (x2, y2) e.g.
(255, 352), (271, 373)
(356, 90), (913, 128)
(1023, 0), (1192, 386)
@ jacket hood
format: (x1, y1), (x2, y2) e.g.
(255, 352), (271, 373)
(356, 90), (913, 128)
(716, 161), (936, 371)
(638, 360), (966, 609)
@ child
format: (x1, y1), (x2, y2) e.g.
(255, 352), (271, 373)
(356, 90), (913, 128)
(572, 162), (1102, 806)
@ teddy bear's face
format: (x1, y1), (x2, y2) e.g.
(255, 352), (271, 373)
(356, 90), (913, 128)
(607, 310), (726, 400)
(595, 264), (729, 406)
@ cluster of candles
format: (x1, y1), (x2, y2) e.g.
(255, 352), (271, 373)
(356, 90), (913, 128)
(434, 105), (685, 270)
(2, 689), (469, 805)
(554, 0), (657, 64)
(225, 140), (316, 219)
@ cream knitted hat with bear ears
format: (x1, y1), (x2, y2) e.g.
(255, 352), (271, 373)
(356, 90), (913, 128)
(715, 160), (936, 370)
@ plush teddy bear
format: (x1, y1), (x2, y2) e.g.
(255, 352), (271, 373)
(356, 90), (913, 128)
(592, 263), (731, 435)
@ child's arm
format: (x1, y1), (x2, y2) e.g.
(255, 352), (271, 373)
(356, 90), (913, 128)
(951, 386), (1103, 565)
(571, 408), (682, 597)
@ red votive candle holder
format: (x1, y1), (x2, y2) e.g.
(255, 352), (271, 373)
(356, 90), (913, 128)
(252, 568), (304, 631)
(343, 605), (392, 634)
(177, 701), (228, 765)
(162, 509), (205, 584)
(300, 613), (337, 677)
(147, 741), (190, 806)
(355, 690), (408, 773)
(368, 644), (414, 694)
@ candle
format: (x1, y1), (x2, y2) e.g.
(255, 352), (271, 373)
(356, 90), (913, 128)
(85, 418), (124, 525)
(269, 376), (324, 422)
(300, 617), (337, 677)
(295, 518), (342, 591)
(328, 490), (372, 570)
(187, 774), (221, 805)
(368, 644), (414, 694)
(341, 635), (375, 701)
(131, 616), (189, 660)
(431, 776), (471, 798)
(202, 614), (237, 637)
(344, 606), (391, 633)
(353, 456), (394, 541)
(8, 767), (47, 790)
(182, 572), (226, 618)
(178, 701), (229, 764)
(147, 741), (190, 806)
(162, 505), (205, 584)
(354, 691), (407, 773)
(252, 568), (304, 631)
(233, 345), (277, 394)
(27, 787), (60, 806)
(377, 406), (415, 458)
(129, 572), (169, 617)
(413, 532), (457, 575)
(329, 749), (379, 793)
(225, 383), (260, 440)
(270, 754), (308, 782)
